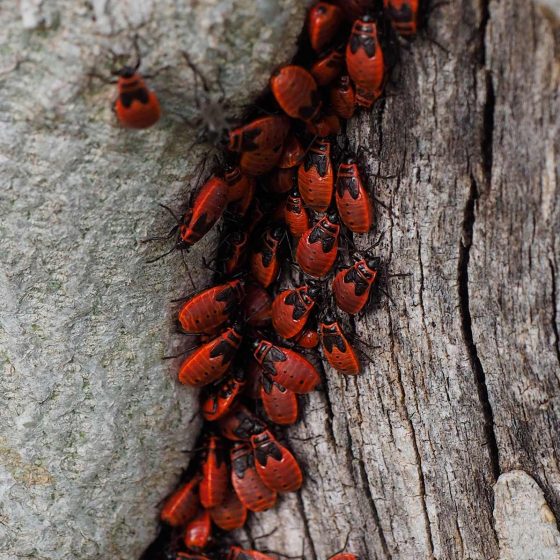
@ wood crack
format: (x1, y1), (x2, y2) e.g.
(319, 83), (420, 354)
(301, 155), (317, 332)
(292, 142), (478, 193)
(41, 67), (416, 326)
(457, 174), (501, 481)
(548, 258), (560, 369)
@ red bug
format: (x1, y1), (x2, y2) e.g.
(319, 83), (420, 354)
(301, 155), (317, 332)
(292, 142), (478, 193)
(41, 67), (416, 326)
(319, 312), (361, 375)
(218, 404), (266, 441)
(346, 15), (385, 108)
(285, 185), (310, 238)
(227, 547), (276, 560)
(240, 144), (285, 176)
(335, 156), (373, 233)
(310, 45), (345, 86)
(178, 324), (243, 387)
(245, 358), (265, 399)
(160, 475), (200, 527)
(201, 370), (245, 422)
(250, 429), (303, 492)
(260, 376), (298, 425)
(306, 111), (341, 137)
(332, 255), (379, 314)
(230, 442), (277, 512)
(178, 280), (244, 335)
(268, 167), (296, 194)
(383, 0), (419, 36)
(183, 509), (212, 551)
(228, 115), (290, 153)
(308, 2), (343, 52)
(250, 226), (284, 288)
(253, 339), (320, 393)
(298, 138), (334, 212)
(208, 485), (247, 531)
(113, 64), (161, 129)
(329, 75), (356, 119)
(224, 166), (256, 216)
(278, 134), (305, 168)
(270, 65), (321, 121)
(296, 211), (340, 278)
(219, 230), (249, 276)
(199, 435), (229, 508)
(271, 282), (321, 340)
(242, 282), (272, 327)
(329, 555), (358, 560)
(294, 326), (320, 349)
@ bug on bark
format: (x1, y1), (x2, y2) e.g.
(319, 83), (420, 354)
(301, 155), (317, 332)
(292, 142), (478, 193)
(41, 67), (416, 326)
(199, 435), (229, 508)
(298, 138), (334, 212)
(250, 429), (303, 493)
(218, 404), (266, 442)
(307, 2), (343, 52)
(253, 339), (320, 393)
(319, 312), (361, 375)
(332, 255), (379, 314)
(183, 509), (212, 552)
(178, 324), (243, 387)
(201, 370), (246, 422)
(260, 376), (299, 426)
(230, 441), (277, 512)
(296, 211), (340, 278)
(160, 475), (201, 527)
(250, 226), (284, 288)
(270, 65), (321, 121)
(208, 485), (247, 531)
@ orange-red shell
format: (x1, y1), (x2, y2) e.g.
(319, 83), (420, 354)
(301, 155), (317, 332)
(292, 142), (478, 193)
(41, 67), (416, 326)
(270, 65), (321, 121)
(335, 160), (373, 233)
(114, 71), (161, 129)
(160, 475), (200, 527)
(208, 486), (247, 531)
(298, 138), (334, 212)
(307, 2), (343, 52)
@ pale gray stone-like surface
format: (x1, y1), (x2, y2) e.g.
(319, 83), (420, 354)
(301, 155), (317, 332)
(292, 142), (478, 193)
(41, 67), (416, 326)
(494, 471), (560, 560)
(0, 1), (305, 559)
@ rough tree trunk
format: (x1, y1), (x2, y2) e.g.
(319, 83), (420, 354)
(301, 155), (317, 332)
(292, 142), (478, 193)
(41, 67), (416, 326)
(0, 1), (558, 560)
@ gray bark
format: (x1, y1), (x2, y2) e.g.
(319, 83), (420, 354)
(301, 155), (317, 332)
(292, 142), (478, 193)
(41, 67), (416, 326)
(0, 0), (559, 560)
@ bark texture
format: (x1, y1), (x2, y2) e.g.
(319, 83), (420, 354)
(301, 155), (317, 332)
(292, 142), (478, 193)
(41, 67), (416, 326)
(0, 0), (558, 560)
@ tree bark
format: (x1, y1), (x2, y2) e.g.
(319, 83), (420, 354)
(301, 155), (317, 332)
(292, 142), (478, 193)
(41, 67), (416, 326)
(0, 0), (558, 559)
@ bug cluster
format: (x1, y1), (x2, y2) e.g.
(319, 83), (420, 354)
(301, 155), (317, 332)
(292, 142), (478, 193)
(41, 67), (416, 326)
(109, 1), (423, 559)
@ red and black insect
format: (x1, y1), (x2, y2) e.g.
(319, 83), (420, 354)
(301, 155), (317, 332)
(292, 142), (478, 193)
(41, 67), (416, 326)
(329, 75), (356, 119)
(230, 441), (277, 512)
(268, 166), (296, 194)
(201, 370), (245, 422)
(319, 312), (361, 375)
(270, 65), (321, 122)
(306, 111), (341, 137)
(218, 230), (249, 276)
(298, 138), (334, 212)
(178, 280), (244, 335)
(224, 165), (256, 217)
(335, 156), (373, 233)
(250, 226), (284, 288)
(183, 509), (212, 551)
(293, 325), (320, 349)
(253, 339), (320, 393)
(332, 255), (379, 314)
(310, 44), (345, 86)
(226, 546), (276, 560)
(228, 115), (291, 153)
(250, 429), (303, 492)
(307, 2), (343, 52)
(160, 475), (200, 527)
(113, 60), (161, 129)
(260, 376), (299, 425)
(218, 404), (266, 441)
(178, 324), (243, 387)
(346, 15), (385, 108)
(271, 282), (321, 340)
(285, 185), (310, 238)
(242, 282), (272, 327)
(199, 435), (229, 508)
(240, 144), (285, 176)
(383, 0), (419, 36)
(296, 211), (340, 278)
(208, 485), (247, 531)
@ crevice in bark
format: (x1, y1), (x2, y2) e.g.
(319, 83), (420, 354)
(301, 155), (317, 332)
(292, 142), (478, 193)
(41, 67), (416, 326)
(296, 492), (318, 560)
(356, 457), (392, 559)
(457, 175), (501, 481)
(482, 73), (495, 182)
(548, 258), (560, 368)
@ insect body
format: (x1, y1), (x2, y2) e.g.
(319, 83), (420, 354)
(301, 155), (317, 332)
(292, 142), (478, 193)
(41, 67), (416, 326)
(160, 475), (200, 527)
(332, 256), (379, 314)
(308, 2), (343, 52)
(250, 430), (303, 492)
(298, 138), (334, 212)
(310, 45), (345, 86)
(250, 226), (284, 288)
(230, 442), (277, 512)
(335, 157), (373, 233)
(183, 509), (212, 551)
(260, 376), (298, 425)
(253, 339), (320, 393)
(199, 435), (229, 508)
(383, 0), (419, 36)
(285, 186), (310, 238)
(201, 371), (245, 422)
(178, 325), (242, 387)
(296, 211), (340, 278)
(114, 65), (161, 129)
(329, 75), (356, 120)
(270, 65), (321, 121)
(208, 486), (247, 531)
(346, 16), (385, 108)
(319, 313), (361, 375)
